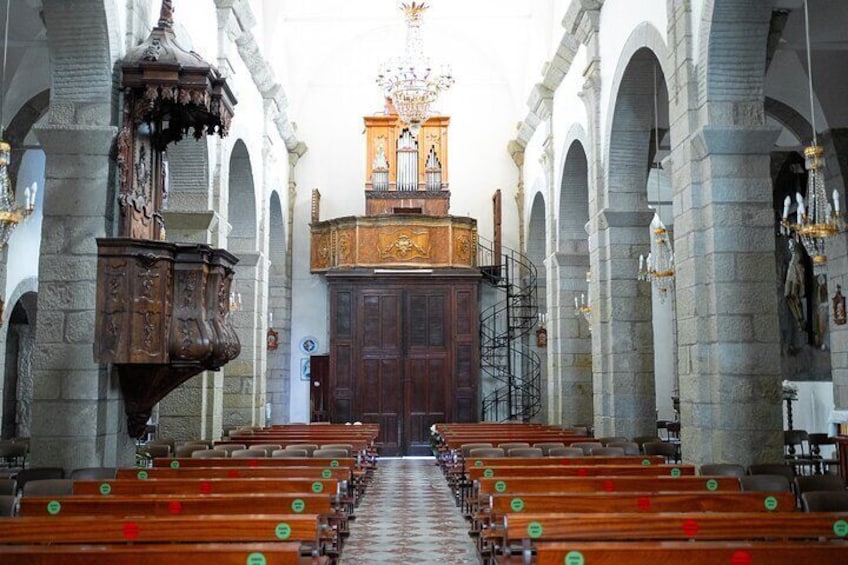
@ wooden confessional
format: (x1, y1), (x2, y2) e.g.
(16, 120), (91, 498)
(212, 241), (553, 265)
(310, 103), (480, 455)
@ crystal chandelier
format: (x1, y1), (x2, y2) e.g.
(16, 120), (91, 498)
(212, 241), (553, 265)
(780, 0), (842, 274)
(0, 0), (33, 247)
(376, 2), (453, 136)
(638, 213), (675, 301)
(573, 270), (592, 328)
(636, 63), (674, 302)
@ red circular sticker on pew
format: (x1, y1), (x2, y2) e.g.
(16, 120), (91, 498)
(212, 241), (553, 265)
(602, 480), (615, 492)
(682, 518), (699, 538)
(228, 469), (240, 478)
(561, 458), (572, 466)
(199, 481), (212, 494)
(249, 459), (259, 468)
(122, 521), (140, 540)
(731, 550), (752, 565)
(577, 468), (588, 477)
(168, 501), (183, 515)
(636, 496), (651, 510)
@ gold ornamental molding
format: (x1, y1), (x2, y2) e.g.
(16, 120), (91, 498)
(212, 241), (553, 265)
(310, 214), (477, 272)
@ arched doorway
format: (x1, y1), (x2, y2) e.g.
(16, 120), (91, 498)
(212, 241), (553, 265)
(2, 292), (37, 439)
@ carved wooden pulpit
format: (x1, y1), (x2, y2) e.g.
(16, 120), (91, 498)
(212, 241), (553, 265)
(94, 1), (240, 438)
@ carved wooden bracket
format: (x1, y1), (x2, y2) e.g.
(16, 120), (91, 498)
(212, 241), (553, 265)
(95, 238), (240, 438)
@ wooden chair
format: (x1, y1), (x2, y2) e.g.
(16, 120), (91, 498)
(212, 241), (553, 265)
(548, 447), (585, 457)
(807, 433), (839, 474)
(507, 447), (543, 458)
(570, 442), (602, 455)
(700, 463), (745, 478)
(230, 448), (268, 459)
(174, 445), (206, 458)
(0, 442), (27, 468)
(14, 468), (64, 493)
(607, 441), (640, 456)
(633, 436), (662, 451)
(740, 474), (792, 493)
(141, 444), (171, 459)
(460, 443), (493, 458)
(0, 494), (16, 516)
(191, 449), (228, 458)
(643, 442), (679, 463)
(273, 448), (309, 457)
(251, 444), (283, 456)
(70, 467), (117, 481)
(784, 429), (814, 475)
(214, 444), (247, 457)
(285, 444), (319, 456)
(0, 478), (16, 495)
(801, 491), (848, 511)
(599, 436), (628, 446)
(748, 463), (795, 482)
(532, 442), (564, 455)
(498, 442), (530, 452)
(312, 448), (349, 458)
(592, 446), (626, 456)
(468, 447), (505, 458)
(795, 474), (846, 496)
(22, 479), (74, 497)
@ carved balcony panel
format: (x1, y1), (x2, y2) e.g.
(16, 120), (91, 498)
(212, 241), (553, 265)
(95, 238), (240, 437)
(310, 215), (477, 272)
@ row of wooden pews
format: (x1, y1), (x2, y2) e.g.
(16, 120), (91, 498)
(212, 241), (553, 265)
(0, 424), (379, 564)
(433, 423), (848, 565)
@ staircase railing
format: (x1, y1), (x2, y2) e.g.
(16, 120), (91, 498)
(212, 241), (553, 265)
(477, 237), (542, 422)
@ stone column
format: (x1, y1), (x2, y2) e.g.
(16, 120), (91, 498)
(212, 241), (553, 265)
(592, 209), (656, 438)
(821, 129), (848, 413)
(551, 250), (593, 426)
(223, 254), (261, 427)
(676, 126), (783, 466)
(15, 325), (35, 439)
(29, 124), (135, 470)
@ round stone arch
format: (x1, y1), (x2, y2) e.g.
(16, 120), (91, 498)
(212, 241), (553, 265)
(227, 139), (259, 253)
(266, 189), (290, 424)
(557, 127), (591, 247)
(697, 0), (773, 124)
(603, 22), (672, 207)
(1, 277), (37, 440)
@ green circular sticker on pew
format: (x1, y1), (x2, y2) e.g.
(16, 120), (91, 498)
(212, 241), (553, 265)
(764, 496), (778, 511)
(494, 480), (507, 493)
(564, 551), (585, 565)
(670, 468), (681, 477)
(705, 479), (718, 491)
(137, 470), (148, 480)
(527, 521), (543, 539)
(834, 519), (848, 537)
(275, 522), (292, 540)
(510, 497), (525, 512)
(246, 553), (267, 565)
(47, 500), (61, 515)
(311, 481), (324, 493)
(99, 483), (112, 495)
(291, 498), (305, 513)
(483, 468), (494, 478)
(641, 458), (651, 466)
(322, 469), (332, 479)
(330, 459), (339, 467)
(474, 460), (483, 467)
(170, 460), (180, 469)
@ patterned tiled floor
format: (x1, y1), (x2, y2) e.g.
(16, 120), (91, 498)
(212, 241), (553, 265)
(339, 457), (478, 565)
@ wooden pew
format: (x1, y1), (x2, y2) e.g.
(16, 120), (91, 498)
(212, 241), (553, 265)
(493, 540), (848, 565)
(73, 478), (340, 497)
(152, 457), (357, 468)
(116, 465), (351, 482)
(0, 542), (327, 565)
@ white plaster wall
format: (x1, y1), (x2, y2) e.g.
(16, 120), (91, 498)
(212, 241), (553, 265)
(552, 47), (588, 216)
(691, 0), (704, 67)
(598, 0), (667, 162)
(766, 49), (830, 133)
(5, 150), (45, 303)
(785, 381), (836, 457)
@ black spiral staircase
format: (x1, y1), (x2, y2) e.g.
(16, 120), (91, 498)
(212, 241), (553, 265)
(478, 237), (542, 422)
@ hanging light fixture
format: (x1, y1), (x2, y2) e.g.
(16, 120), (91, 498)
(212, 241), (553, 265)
(573, 270), (592, 329)
(0, 0), (33, 247)
(376, 2), (453, 136)
(637, 63), (675, 302)
(780, 0), (842, 274)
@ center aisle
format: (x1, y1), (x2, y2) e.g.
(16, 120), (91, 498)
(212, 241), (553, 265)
(339, 457), (478, 565)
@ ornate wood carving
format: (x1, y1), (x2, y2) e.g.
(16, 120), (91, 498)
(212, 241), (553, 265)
(95, 239), (240, 438)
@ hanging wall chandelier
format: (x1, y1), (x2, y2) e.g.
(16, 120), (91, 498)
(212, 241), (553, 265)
(780, 0), (843, 274)
(376, 2), (453, 135)
(0, 0), (35, 247)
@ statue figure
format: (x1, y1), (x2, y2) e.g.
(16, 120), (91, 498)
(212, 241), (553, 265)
(784, 239), (806, 330)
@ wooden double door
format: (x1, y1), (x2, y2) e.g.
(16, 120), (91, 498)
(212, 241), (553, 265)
(327, 272), (479, 455)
